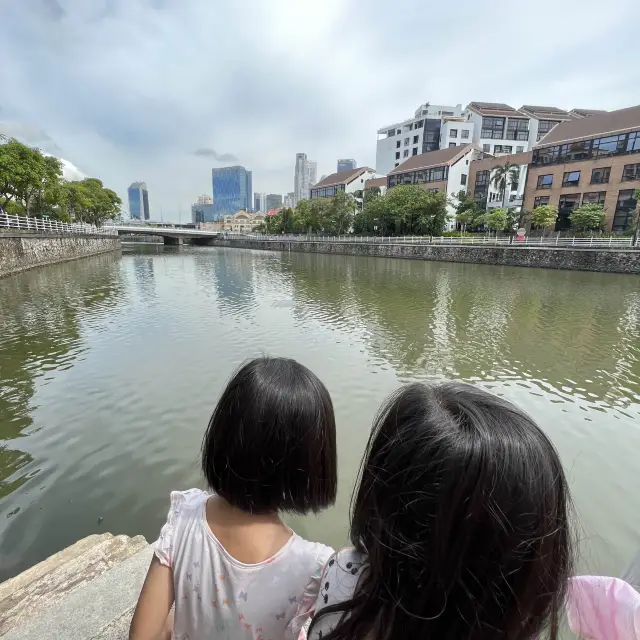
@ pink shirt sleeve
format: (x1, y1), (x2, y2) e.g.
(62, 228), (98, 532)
(567, 576), (640, 639)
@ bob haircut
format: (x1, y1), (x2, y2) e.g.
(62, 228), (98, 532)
(310, 382), (574, 640)
(201, 357), (337, 515)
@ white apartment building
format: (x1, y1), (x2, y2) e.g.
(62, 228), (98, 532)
(375, 102), (463, 175)
(293, 153), (317, 206)
(309, 167), (377, 201)
(440, 117), (475, 150)
(518, 105), (573, 144)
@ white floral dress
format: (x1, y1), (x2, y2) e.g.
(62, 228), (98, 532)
(154, 489), (333, 640)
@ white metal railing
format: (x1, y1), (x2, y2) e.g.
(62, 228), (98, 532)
(223, 232), (637, 248)
(0, 213), (118, 236)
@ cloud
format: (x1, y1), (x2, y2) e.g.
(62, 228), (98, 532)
(193, 148), (238, 162)
(1, 0), (639, 220)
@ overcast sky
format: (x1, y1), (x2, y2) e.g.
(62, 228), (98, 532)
(1, 0), (639, 221)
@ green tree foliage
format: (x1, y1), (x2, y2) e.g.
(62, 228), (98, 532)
(531, 205), (558, 233)
(569, 204), (605, 233)
(0, 137), (120, 225)
(491, 162), (520, 206)
(327, 190), (356, 234)
(363, 186), (381, 203)
(632, 189), (640, 244)
(485, 208), (508, 234)
(451, 190), (479, 232)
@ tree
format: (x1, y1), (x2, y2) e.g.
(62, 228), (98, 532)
(61, 179), (121, 226)
(491, 162), (520, 208)
(569, 204), (605, 233)
(363, 186), (381, 203)
(384, 185), (449, 236)
(451, 190), (479, 232)
(531, 205), (558, 235)
(485, 208), (508, 235)
(327, 190), (356, 234)
(632, 188), (640, 246)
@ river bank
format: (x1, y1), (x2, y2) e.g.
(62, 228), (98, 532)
(211, 237), (640, 274)
(0, 234), (121, 278)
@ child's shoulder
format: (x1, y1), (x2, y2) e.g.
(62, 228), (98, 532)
(167, 488), (209, 514)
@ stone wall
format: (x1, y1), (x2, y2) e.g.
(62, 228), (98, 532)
(0, 234), (121, 278)
(212, 238), (640, 274)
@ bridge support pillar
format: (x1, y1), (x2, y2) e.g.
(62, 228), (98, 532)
(163, 236), (183, 246)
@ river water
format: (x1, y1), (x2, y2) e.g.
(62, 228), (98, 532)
(1, 245), (639, 583)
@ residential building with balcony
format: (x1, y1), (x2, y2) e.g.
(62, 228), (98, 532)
(375, 102), (464, 175)
(309, 167), (377, 200)
(464, 102), (531, 157)
(523, 105), (640, 232)
(387, 145), (482, 227)
(518, 105), (574, 144)
(468, 151), (532, 212)
(440, 117), (474, 150)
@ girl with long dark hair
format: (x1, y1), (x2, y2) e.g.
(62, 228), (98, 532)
(308, 382), (574, 640)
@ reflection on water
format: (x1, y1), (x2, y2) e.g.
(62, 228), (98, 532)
(0, 246), (639, 582)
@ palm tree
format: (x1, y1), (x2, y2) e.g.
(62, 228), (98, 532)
(491, 162), (520, 208)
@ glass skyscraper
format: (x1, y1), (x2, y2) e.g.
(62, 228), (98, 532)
(212, 166), (253, 216)
(337, 159), (357, 172)
(128, 182), (150, 220)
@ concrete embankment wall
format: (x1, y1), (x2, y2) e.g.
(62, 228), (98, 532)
(212, 238), (640, 274)
(0, 234), (121, 278)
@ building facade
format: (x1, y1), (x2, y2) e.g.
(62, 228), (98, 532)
(310, 167), (377, 201)
(222, 211), (266, 233)
(212, 166), (253, 217)
(283, 192), (295, 208)
(128, 182), (150, 220)
(364, 176), (387, 197)
(254, 192), (266, 212)
(523, 105), (640, 232)
(376, 102), (464, 175)
(337, 159), (357, 172)
(266, 193), (283, 211)
(294, 153), (317, 205)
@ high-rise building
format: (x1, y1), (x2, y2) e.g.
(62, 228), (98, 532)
(254, 192), (267, 212)
(266, 194), (283, 211)
(283, 192), (295, 208)
(128, 182), (150, 220)
(294, 153), (317, 206)
(212, 166), (252, 217)
(337, 159), (357, 172)
(191, 194), (217, 224)
(196, 194), (213, 205)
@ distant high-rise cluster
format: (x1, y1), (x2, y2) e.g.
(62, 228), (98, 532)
(128, 182), (150, 220)
(337, 159), (357, 172)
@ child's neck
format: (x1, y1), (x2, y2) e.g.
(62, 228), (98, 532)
(205, 495), (292, 564)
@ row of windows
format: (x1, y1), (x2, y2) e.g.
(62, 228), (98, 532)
(532, 190), (637, 232)
(536, 163), (640, 190)
(388, 165), (449, 187)
(449, 129), (470, 139)
(310, 184), (346, 198)
(506, 118), (530, 141)
(536, 119), (560, 141)
(482, 144), (525, 154)
(396, 147), (420, 160)
(387, 120), (425, 137)
(532, 130), (640, 166)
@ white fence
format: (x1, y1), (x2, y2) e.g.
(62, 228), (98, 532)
(0, 213), (117, 236)
(226, 233), (637, 249)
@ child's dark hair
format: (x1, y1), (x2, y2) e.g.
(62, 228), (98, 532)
(201, 357), (337, 515)
(311, 382), (574, 640)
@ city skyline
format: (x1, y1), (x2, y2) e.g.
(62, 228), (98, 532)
(2, 2), (638, 221)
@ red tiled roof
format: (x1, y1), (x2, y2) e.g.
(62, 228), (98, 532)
(467, 102), (525, 118)
(388, 145), (473, 175)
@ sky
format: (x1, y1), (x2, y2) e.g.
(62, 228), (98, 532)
(1, 0), (640, 222)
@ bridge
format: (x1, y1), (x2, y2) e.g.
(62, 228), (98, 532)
(112, 225), (221, 245)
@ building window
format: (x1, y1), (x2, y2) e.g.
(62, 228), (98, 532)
(395, 162), (399, 167)
(395, 151), (400, 159)
(506, 118), (529, 141)
(537, 174), (553, 189)
(494, 145), (504, 154)
(591, 167), (611, 184)
(482, 144), (490, 152)
(461, 174), (467, 185)
(516, 146), (524, 153)
(416, 120), (424, 128)
(481, 116), (505, 139)
(413, 135), (419, 144)
(562, 170), (581, 187)
(404, 137), (410, 146)
(396, 141), (401, 148)
(627, 131), (640, 153)
(504, 146), (512, 154)
(473, 169), (490, 204)
(613, 189), (638, 232)
(412, 148), (418, 156)
(461, 129), (470, 139)
(534, 196), (550, 208)
(403, 149), (409, 158)
(450, 129), (458, 138)
(558, 194), (580, 230)
(388, 165), (449, 188)
(397, 129), (401, 134)
(449, 142), (457, 148)
(387, 129), (395, 137)
(582, 191), (606, 206)
(537, 120), (559, 141)
(622, 163), (640, 181)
